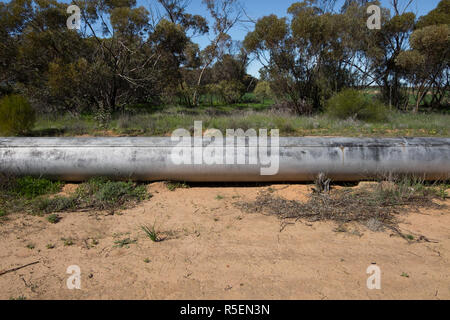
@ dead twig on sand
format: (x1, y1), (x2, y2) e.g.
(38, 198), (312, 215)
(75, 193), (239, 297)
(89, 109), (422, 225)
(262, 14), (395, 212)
(0, 261), (40, 276)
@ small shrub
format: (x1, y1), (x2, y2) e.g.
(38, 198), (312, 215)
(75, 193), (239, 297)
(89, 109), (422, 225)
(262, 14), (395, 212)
(30, 178), (149, 214)
(74, 178), (149, 211)
(326, 89), (388, 122)
(166, 181), (189, 191)
(374, 176), (431, 206)
(2, 176), (149, 215)
(438, 185), (448, 200)
(254, 81), (273, 104)
(94, 181), (146, 204)
(34, 196), (75, 214)
(216, 80), (246, 104)
(46, 214), (61, 224)
(0, 94), (36, 136)
(13, 176), (62, 199)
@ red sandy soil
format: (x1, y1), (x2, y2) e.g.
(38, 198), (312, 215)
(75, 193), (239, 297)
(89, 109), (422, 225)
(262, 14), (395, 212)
(0, 182), (449, 300)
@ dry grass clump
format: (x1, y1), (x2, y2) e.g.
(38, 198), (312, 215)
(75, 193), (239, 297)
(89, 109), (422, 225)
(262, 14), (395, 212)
(236, 177), (445, 238)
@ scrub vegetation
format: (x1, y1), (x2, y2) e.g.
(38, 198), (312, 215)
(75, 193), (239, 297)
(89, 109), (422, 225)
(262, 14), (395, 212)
(0, 0), (448, 137)
(1, 173), (446, 241)
(0, 175), (151, 217)
(33, 103), (450, 137)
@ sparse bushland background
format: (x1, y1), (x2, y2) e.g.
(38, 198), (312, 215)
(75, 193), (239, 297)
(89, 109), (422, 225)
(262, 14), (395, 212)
(0, 0), (448, 137)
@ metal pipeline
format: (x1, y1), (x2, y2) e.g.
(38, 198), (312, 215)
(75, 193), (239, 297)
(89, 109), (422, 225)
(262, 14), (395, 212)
(0, 137), (449, 182)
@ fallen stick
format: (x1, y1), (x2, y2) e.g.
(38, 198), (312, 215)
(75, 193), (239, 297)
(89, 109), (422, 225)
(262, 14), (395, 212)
(0, 261), (40, 276)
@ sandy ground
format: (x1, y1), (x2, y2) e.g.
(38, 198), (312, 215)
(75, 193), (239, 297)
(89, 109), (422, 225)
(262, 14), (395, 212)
(0, 182), (449, 300)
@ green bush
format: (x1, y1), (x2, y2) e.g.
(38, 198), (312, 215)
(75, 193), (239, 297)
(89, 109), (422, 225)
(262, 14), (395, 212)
(46, 214), (61, 224)
(35, 196), (76, 214)
(32, 178), (149, 214)
(13, 176), (62, 199)
(216, 80), (246, 104)
(326, 89), (388, 122)
(75, 178), (149, 210)
(94, 181), (147, 206)
(0, 94), (36, 135)
(253, 81), (273, 103)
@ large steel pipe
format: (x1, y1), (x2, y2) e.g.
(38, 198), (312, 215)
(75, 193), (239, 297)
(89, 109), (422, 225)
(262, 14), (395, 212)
(0, 137), (449, 181)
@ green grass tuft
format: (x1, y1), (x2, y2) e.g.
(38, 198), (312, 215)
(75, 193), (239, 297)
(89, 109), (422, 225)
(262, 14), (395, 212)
(114, 238), (137, 248)
(46, 214), (61, 224)
(141, 224), (160, 242)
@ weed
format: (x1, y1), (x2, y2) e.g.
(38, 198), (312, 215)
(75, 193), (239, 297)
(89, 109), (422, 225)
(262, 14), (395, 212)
(46, 214), (61, 224)
(93, 181), (147, 207)
(76, 178), (149, 211)
(46, 243), (55, 249)
(26, 243), (35, 250)
(30, 178), (150, 214)
(114, 238), (137, 248)
(13, 176), (62, 199)
(35, 197), (75, 214)
(61, 238), (74, 246)
(401, 272), (410, 278)
(215, 195), (224, 200)
(438, 185), (448, 200)
(141, 224), (160, 242)
(334, 224), (348, 233)
(144, 258), (151, 263)
(166, 181), (190, 191)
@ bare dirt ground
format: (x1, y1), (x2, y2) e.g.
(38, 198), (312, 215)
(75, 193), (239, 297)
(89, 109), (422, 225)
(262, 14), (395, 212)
(0, 182), (449, 300)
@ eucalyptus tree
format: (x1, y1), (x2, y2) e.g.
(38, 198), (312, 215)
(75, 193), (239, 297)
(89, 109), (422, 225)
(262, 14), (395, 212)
(397, 0), (449, 111)
(244, 0), (351, 113)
